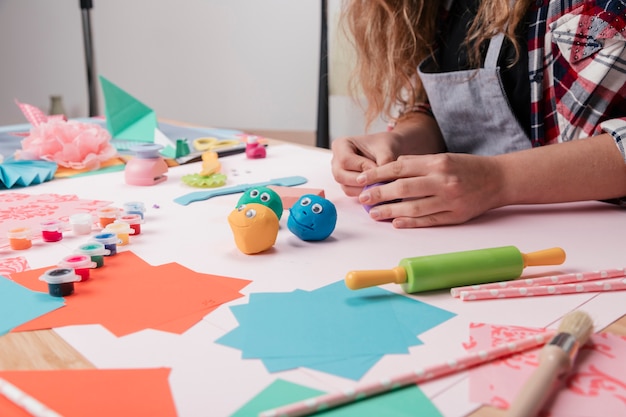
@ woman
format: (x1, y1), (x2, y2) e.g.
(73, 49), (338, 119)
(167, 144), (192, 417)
(330, 0), (626, 228)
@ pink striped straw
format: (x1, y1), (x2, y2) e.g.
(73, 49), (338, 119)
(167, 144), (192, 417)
(450, 268), (626, 298)
(459, 276), (626, 301)
(258, 332), (555, 417)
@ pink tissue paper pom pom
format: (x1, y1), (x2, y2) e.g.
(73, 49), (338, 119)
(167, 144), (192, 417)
(16, 120), (117, 171)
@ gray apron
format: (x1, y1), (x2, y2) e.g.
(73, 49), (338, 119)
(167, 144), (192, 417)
(417, 32), (531, 155)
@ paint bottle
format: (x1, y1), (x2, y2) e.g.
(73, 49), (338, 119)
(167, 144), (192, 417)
(58, 254), (96, 281)
(68, 213), (93, 235)
(345, 246), (566, 293)
(75, 242), (110, 268)
(104, 220), (134, 246)
(40, 219), (64, 242)
(7, 227), (33, 250)
(245, 136), (266, 159)
(97, 207), (121, 228)
(119, 213), (143, 235)
(91, 232), (119, 256)
(39, 268), (80, 297)
(123, 201), (146, 219)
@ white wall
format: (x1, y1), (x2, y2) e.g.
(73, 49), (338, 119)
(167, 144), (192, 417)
(0, 0), (322, 133)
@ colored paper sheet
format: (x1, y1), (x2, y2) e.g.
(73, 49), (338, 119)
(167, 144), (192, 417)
(0, 192), (111, 248)
(53, 157), (125, 178)
(232, 379), (442, 417)
(0, 276), (65, 335)
(11, 251), (251, 337)
(467, 323), (626, 416)
(0, 160), (57, 189)
(216, 281), (455, 380)
(0, 368), (177, 417)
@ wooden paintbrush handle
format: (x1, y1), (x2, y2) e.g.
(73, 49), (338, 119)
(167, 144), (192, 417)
(506, 345), (570, 417)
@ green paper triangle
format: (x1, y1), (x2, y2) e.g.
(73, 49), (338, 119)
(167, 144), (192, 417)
(100, 75), (156, 142)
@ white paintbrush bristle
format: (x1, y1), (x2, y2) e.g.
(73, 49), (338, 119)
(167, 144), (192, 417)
(557, 310), (594, 346)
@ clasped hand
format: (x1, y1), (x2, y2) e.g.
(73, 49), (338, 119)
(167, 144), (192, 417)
(331, 131), (504, 228)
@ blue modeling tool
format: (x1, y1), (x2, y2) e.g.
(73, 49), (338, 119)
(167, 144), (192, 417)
(173, 176), (308, 206)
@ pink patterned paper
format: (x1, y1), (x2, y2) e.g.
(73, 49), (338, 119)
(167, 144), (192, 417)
(15, 99), (52, 126)
(0, 256), (30, 275)
(467, 323), (626, 416)
(0, 193), (111, 248)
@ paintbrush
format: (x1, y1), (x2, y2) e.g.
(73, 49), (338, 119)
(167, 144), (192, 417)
(506, 310), (594, 417)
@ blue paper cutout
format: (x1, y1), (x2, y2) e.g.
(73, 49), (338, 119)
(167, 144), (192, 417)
(216, 281), (455, 380)
(0, 160), (57, 189)
(0, 276), (65, 335)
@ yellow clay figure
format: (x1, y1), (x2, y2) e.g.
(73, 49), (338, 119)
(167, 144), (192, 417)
(228, 203), (279, 254)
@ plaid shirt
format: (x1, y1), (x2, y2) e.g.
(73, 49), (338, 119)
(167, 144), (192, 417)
(528, 0), (626, 161)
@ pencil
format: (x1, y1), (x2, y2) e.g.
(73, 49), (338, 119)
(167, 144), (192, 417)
(459, 276), (626, 301)
(0, 377), (63, 417)
(258, 331), (556, 417)
(450, 268), (626, 297)
(506, 310), (594, 417)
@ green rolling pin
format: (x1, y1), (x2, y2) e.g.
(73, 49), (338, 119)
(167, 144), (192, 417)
(345, 246), (566, 293)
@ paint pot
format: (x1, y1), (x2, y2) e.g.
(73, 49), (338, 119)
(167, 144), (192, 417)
(97, 206), (121, 228)
(39, 268), (80, 297)
(119, 214), (143, 235)
(123, 201), (146, 219)
(68, 212), (93, 235)
(40, 219), (64, 242)
(104, 220), (134, 246)
(58, 254), (96, 281)
(91, 232), (119, 256)
(75, 242), (110, 268)
(7, 227), (33, 250)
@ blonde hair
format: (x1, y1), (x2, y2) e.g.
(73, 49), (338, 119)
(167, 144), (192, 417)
(341, 0), (533, 127)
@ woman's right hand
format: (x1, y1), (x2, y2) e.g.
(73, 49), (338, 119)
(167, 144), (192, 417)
(330, 130), (404, 196)
(330, 113), (445, 196)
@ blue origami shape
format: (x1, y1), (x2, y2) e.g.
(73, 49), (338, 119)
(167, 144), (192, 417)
(0, 160), (57, 189)
(0, 276), (65, 335)
(216, 281), (455, 380)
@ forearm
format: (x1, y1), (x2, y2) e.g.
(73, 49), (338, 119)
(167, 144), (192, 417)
(391, 112), (447, 156)
(495, 134), (626, 206)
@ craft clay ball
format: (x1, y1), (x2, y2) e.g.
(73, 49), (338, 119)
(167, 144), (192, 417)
(228, 203), (279, 254)
(287, 194), (337, 241)
(362, 182), (402, 213)
(237, 186), (284, 220)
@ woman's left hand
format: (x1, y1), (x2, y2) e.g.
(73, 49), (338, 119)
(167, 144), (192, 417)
(356, 153), (504, 227)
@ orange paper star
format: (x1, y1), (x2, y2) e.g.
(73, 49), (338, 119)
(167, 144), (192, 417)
(11, 251), (250, 336)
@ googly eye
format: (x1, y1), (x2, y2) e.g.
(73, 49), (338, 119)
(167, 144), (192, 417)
(236, 204), (246, 211)
(260, 192), (271, 202)
(245, 208), (257, 218)
(300, 197), (312, 206)
(249, 189), (260, 198)
(311, 203), (323, 214)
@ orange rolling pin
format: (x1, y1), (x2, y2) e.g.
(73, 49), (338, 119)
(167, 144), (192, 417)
(345, 246), (566, 293)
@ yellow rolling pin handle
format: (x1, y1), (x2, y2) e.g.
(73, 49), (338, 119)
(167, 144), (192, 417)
(345, 266), (407, 290)
(521, 247), (566, 267)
